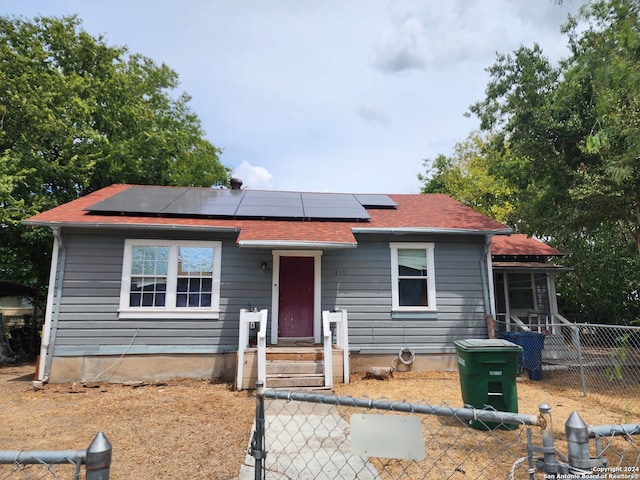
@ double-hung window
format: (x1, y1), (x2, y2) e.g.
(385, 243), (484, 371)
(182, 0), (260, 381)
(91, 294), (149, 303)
(390, 242), (436, 311)
(119, 239), (222, 319)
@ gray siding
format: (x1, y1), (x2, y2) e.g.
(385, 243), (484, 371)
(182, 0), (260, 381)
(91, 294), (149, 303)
(53, 228), (271, 356)
(51, 228), (490, 357)
(322, 234), (489, 354)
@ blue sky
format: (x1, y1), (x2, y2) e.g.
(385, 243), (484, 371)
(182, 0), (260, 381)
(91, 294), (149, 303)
(1, 1), (581, 193)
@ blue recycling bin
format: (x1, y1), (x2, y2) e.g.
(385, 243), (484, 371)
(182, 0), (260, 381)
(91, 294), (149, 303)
(499, 331), (545, 380)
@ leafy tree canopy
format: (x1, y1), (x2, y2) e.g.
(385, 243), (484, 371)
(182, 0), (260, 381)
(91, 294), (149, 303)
(419, 132), (518, 226)
(554, 222), (640, 323)
(420, 0), (640, 323)
(0, 15), (230, 291)
(468, 0), (640, 254)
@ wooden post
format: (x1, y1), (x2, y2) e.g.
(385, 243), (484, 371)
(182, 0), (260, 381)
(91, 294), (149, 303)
(486, 314), (496, 339)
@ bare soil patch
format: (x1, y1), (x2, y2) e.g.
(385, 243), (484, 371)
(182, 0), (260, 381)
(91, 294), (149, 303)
(1, 362), (637, 479)
(336, 369), (640, 426)
(0, 362), (255, 479)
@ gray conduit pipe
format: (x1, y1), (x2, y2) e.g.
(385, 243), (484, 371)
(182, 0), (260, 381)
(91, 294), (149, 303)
(35, 227), (66, 385)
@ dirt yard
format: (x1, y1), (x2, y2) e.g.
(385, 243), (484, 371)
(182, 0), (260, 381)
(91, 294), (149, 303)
(1, 362), (636, 479)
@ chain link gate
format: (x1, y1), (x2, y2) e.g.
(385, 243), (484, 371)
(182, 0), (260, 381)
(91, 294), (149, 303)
(245, 383), (640, 479)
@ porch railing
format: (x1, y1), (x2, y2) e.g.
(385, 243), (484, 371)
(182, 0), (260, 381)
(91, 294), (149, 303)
(502, 312), (574, 335)
(236, 308), (268, 391)
(322, 309), (350, 388)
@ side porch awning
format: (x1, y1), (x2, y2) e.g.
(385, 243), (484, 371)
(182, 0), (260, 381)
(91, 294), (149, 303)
(492, 262), (572, 274)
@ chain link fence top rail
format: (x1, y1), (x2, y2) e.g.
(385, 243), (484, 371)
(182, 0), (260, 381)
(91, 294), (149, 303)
(589, 423), (640, 473)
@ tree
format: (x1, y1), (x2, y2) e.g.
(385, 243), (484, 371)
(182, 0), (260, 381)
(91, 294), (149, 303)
(419, 132), (519, 226)
(457, 0), (640, 323)
(469, 0), (640, 254)
(0, 15), (230, 297)
(555, 222), (640, 324)
(562, 0), (640, 254)
(420, 0), (640, 323)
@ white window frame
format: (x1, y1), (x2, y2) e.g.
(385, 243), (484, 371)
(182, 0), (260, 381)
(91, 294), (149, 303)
(119, 239), (222, 319)
(390, 242), (437, 312)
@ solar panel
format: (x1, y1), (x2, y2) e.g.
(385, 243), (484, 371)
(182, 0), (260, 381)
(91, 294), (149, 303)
(87, 186), (189, 214)
(354, 194), (398, 208)
(85, 186), (396, 220)
(163, 189), (244, 216)
(302, 193), (370, 220)
(235, 191), (304, 218)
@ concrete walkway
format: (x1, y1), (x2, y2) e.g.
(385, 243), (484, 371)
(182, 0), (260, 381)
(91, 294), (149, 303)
(238, 398), (378, 479)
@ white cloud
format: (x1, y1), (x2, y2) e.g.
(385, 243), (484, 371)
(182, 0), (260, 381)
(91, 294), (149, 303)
(232, 161), (274, 190)
(373, 17), (427, 73)
(357, 105), (391, 127)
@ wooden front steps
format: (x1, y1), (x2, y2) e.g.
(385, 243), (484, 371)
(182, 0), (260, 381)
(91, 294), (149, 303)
(238, 345), (345, 390)
(267, 346), (325, 388)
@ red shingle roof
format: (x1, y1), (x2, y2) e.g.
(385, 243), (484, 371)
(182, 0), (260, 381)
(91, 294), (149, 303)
(491, 234), (563, 257)
(24, 184), (512, 245)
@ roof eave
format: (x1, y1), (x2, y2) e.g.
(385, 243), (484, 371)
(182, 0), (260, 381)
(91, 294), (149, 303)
(351, 227), (513, 235)
(23, 220), (241, 234)
(237, 240), (358, 249)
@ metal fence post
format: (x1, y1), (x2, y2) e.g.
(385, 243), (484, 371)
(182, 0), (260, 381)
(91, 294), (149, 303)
(85, 432), (112, 480)
(571, 325), (588, 397)
(538, 403), (559, 475)
(251, 381), (266, 480)
(566, 410), (608, 474)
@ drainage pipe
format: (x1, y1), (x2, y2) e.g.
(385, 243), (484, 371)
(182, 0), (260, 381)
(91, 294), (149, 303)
(482, 235), (497, 320)
(34, 227), (66, 385)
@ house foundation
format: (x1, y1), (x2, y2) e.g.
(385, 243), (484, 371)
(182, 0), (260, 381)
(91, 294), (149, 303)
(48, 353), (236, 384)
(45, 351), (459, 384)
(350, 352), (458, 374)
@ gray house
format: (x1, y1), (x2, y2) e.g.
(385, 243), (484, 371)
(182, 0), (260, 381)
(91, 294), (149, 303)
(24, 183), (560, 388)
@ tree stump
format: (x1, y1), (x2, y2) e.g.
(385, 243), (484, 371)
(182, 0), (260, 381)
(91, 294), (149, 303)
(364, 367), (394, 380)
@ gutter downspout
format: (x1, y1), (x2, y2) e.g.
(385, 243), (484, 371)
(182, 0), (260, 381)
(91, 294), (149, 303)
(34, 227), (66, 386)
(483, 235), (497, 320)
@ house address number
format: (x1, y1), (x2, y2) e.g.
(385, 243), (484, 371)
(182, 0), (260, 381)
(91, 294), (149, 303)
(331, 269), (347, 276)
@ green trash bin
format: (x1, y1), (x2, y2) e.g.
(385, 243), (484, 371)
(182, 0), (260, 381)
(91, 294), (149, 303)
(454, 339), (523, 430)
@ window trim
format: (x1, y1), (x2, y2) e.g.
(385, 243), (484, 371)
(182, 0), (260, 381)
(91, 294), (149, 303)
(390, 242), (436, 312)
(119, 239), (222, 319)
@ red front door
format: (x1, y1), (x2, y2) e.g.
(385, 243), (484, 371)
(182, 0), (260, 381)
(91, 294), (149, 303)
(278, 256), (314, 338)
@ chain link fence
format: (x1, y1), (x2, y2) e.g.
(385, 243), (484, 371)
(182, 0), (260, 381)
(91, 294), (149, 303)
(501, 321), (640, 416)
(243, 385), (640, 479)
(0, 432), (111, 480)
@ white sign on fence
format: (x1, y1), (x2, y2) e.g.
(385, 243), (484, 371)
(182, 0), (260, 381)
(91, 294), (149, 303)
(350, 414), (425, 460)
